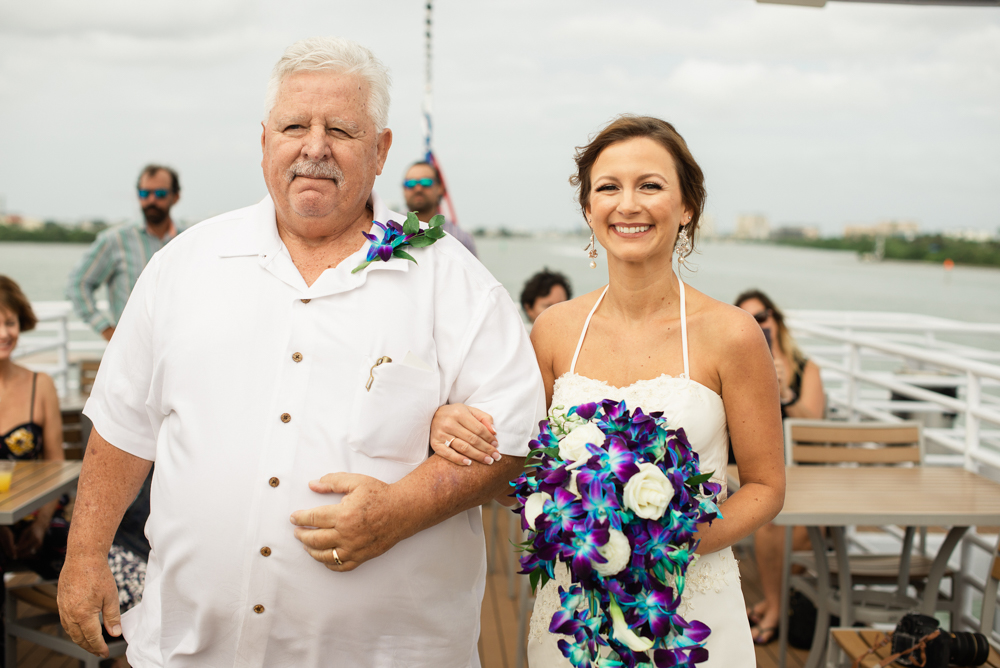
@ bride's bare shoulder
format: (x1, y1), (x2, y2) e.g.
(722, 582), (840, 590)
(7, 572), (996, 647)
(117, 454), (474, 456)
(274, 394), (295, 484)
(529, 287), (605, 348)
(687, 287), (767, 350)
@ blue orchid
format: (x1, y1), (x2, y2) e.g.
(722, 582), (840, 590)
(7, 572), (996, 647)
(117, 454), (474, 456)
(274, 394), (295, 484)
(351, 212), (446, 273)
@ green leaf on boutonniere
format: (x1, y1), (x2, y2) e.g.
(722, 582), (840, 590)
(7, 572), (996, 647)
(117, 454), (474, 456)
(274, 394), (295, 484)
(392, 248), (417, 264)
(407, 235), (435, 248)
(402, 212), (420, 236)
(425, 227), (446, 240)
(428, 214), (445, 228)
(351, 260), (373, 274)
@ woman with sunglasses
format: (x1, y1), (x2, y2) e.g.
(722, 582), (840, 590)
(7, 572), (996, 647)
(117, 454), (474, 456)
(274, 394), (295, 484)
(735, 289), (825, 645)
(734, 290), (824, 421)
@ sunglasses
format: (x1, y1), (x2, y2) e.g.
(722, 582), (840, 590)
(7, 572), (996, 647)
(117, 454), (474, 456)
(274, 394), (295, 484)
(752, 309), (772, 324)
(138, 189), (170, 199)
(402, 178), (435, 189)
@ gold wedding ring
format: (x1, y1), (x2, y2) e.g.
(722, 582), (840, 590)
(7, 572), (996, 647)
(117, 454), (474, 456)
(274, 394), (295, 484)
(332, 548), (343, 566)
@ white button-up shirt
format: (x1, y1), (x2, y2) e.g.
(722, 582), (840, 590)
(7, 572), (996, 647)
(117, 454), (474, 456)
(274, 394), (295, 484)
(85, 193), (545, 667)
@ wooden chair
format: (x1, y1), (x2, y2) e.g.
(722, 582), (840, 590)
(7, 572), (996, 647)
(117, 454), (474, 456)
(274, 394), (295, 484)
(826, 532), (1000, 667)
(4, 572), (127, 667)
(78, 360), (101, 396)
(784, 420), (956, 627)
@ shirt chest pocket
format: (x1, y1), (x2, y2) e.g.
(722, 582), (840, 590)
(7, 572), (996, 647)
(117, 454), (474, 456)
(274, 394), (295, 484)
(347, 355), (440, 465)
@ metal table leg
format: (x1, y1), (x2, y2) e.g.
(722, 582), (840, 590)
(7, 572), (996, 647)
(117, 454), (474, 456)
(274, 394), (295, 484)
(778, 525), (792, 668)
(919, 526), (967, 616)
(805, 526), (833, 668)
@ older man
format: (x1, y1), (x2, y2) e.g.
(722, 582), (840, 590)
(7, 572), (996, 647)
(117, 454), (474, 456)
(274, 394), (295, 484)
(57, 37), (544, 667)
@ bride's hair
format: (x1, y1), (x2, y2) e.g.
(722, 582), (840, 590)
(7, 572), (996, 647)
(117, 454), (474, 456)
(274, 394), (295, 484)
(570, 115), (707, 257)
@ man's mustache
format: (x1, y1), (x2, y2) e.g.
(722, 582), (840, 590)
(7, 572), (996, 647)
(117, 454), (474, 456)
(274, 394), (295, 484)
(287, 160), (343, 184)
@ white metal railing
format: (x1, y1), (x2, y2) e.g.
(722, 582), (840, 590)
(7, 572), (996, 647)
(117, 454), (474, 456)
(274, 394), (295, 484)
(787, 312), (1000, 476)
(13, 300), (108, 398)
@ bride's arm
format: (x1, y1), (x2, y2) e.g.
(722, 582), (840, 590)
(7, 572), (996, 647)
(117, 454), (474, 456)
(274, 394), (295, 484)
(695, 306), (786, 555)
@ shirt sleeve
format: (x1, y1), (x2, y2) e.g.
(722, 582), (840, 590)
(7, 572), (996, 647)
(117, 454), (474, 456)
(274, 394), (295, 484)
(65, 233), (116, 334)
(445, 285), (546, 457)
(82, 254), (160, 461)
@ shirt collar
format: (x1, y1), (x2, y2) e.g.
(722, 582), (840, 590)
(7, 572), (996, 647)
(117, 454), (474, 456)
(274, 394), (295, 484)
(216, 192), (412, 287)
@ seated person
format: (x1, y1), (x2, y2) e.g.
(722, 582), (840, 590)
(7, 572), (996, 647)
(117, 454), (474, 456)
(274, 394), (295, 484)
(520, 269), (571, 324)
(0, 276), (68, 648)
(735, 289), (825, 645)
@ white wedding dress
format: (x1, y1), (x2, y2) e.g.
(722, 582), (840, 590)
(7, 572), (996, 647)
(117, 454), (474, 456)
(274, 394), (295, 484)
(527, 279), (756, 667)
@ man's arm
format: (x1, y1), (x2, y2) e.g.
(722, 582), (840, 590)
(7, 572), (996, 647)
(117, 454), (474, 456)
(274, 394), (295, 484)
(57, 429), (152, 658)
(66, 235), (116, 336)
(290, 454), (523, 570)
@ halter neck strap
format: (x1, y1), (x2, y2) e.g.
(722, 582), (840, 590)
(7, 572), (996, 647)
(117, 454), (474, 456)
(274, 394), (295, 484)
(569, 286), (609, 375)
(678, 276), (690, 378)
(569, 278), (689, 377)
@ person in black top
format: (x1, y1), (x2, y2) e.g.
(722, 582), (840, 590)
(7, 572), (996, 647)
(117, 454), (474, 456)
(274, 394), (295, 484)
(0, 276), (68, 654)
(735, 289), (826, 645)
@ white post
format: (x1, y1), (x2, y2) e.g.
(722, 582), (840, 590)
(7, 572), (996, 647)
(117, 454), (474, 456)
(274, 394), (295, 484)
(57, 312), (69, 399)
(964, 371), (980, 472)
(847, 343), (860, 420)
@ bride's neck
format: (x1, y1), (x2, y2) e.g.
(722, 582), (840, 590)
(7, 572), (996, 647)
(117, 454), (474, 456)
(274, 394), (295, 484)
(603, 256), (680, 323)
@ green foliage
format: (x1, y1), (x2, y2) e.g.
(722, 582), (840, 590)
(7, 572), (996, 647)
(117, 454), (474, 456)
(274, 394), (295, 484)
(772, 235), (1000, 268)
(0, 224), (98, 243)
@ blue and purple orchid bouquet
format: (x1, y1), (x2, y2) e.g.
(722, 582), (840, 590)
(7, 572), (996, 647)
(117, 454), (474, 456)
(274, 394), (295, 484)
(511, 399), (723, 668)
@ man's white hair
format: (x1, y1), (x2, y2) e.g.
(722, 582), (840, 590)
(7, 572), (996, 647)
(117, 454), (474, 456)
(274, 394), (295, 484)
(264, 37), (391, 132)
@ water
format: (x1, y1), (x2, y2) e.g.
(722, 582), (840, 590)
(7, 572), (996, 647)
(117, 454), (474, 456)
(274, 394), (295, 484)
(2, 238), (999, 325)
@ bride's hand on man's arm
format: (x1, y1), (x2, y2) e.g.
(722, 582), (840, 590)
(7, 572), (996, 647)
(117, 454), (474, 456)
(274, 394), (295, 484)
(430, 404), (502, 467)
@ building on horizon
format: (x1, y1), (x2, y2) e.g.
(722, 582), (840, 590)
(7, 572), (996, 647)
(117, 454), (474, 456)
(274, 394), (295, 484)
(770, 224), (820, 241)
(844, 219), (919, 240)
(943, 228), (996, 242)
(734, 214), (770, 240)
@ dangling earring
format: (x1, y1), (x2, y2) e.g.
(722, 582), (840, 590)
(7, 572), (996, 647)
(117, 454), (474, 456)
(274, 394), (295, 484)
(583, 224), (598, 269)
(675, 222), (693, 265)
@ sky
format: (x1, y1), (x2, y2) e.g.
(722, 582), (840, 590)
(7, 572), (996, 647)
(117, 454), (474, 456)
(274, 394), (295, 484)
(0, 0), (998, 235)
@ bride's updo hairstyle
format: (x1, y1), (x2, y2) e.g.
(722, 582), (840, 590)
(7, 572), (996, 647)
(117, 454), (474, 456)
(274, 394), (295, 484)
(570, 115), (707, 259)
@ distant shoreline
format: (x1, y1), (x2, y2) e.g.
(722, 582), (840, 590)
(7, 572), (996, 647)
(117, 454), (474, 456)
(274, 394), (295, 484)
(0, 224), (100, 244)
(768, 235), (1000, 269)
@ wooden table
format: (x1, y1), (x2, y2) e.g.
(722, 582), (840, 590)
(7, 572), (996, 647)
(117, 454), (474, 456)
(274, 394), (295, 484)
(728, 465), (1000, 668)
(0, 461), (82, 525)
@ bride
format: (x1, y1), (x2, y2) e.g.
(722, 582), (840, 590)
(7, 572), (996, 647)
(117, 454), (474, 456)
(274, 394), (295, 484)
(430, 115), (785, 666)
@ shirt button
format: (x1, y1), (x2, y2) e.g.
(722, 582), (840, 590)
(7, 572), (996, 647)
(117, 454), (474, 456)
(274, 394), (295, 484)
(268, 477), (279, 487)
(300, 298), (311, 304)
(260, 546), (272, 557)
(280, 413), (291, 423)
(292, 352), (303, 363)
(253, 604), (265, 614)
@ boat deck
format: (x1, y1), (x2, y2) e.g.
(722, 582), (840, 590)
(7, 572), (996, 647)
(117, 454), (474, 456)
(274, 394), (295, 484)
(8, 502), (808, 668)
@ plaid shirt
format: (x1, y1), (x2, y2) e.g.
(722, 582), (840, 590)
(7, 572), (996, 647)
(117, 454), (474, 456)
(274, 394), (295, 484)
(66, 222), (184, 334)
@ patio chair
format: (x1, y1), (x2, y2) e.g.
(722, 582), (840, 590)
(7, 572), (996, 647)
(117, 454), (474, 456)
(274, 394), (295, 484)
(825, 532), (1000, 667)
(784, 419), (957, 627)
(4, 572), (127, 668)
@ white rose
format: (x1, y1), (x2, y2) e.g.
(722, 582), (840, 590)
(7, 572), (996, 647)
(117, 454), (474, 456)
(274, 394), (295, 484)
(558, 422), (605, 463)
(523, 492), (551, 530)
(622, 462), (674, 520)
(593, 529), (630, 577)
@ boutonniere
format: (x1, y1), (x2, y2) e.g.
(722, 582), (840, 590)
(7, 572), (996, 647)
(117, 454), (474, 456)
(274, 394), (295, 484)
(351, 212), (446, 274)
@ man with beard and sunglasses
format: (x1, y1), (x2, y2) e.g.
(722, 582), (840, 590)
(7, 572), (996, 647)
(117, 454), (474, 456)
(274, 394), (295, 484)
(58, 37), (543, 667)
(66, 164), (184, 342)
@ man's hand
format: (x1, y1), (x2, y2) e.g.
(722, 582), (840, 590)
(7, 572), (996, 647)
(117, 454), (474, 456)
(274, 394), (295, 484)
(290, 473), (405, 572)
(57, 552), (122, 658)
(101, 326), (115, 342)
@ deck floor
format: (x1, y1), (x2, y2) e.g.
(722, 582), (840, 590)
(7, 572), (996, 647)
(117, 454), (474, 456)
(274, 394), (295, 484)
(10, 503), (808, 667)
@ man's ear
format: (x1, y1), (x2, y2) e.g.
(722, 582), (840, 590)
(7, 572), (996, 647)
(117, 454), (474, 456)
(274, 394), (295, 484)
(374, 128), (393, 176)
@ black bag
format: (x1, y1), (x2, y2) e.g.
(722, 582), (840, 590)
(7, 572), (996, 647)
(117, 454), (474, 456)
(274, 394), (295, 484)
(787, 590), (840, 650)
